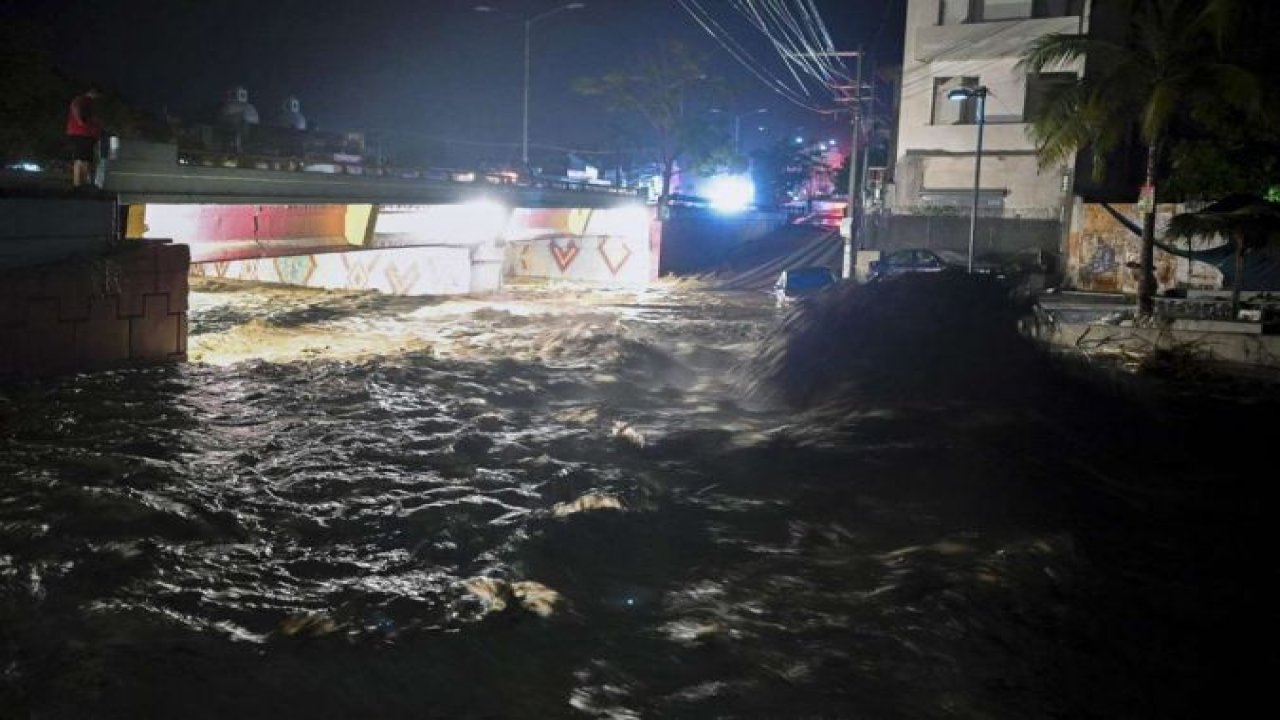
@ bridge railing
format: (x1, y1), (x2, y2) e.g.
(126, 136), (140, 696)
(171, 146), (642, 198)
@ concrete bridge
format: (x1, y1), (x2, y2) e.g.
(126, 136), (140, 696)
(2, 139), (795, 377)
(102, 141), (642, 208)
(1, 140), (663, 377)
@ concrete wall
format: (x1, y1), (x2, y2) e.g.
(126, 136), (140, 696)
(503, 206), (658, 286)
(191, 246), (485, 296)
(134, 200), (658, 293)
(864, 213), (1062, 258)
(1045, 322), (1280, 370)
(657, 207), (788, 275)
(1063, 201), (1222, 293)
(129, 203), (370, 262)
(1, 243), (189, 377)
(1, 198), (116, 271)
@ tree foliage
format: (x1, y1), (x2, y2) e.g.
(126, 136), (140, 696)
(575, 40), (729, 202)
(0, 21), (168, 165)
(0, 21), (74, 163)
(1018, 0), (1272, 313)
(750, 140), (827, 208)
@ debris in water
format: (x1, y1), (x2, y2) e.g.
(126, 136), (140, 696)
(553, 493), (625, 517)
(463, 577), (564, 617)
(745, 273), (1038, 407)
(611, 421), (646, 448)
(279, 613), (340, 637)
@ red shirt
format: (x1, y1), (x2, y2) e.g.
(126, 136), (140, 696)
(66, 94), (102, 137)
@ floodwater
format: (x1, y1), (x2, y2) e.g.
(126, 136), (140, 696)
(1, 277), (1272, 719)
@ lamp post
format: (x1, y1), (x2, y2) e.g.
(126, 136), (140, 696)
(947, 85), (988, 273)
(711, 108), (768, 155)
(476, 2), (585, 169)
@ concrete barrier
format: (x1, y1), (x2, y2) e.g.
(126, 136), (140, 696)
(1, 243), (190, 377)
(1043, 321), (1280, 370)
(0, 197), (116, 271)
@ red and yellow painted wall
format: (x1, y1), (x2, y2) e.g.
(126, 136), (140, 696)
(126, 202), (659, 294)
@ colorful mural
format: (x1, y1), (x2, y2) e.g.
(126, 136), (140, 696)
(129, 200), (657, 294)
(502, 206), (656, 286)
(369, 203), (509, 249)
(191, 247), (478, 296)
(1066, 201), (1222, 293)
(128, 204), (372, 263)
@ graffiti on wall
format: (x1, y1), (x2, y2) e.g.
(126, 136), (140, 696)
(190, 246), (477, 296)
(131, 200), (658, 292)
(504, 206), (655, 286)
(1066, 202), (1221, 293)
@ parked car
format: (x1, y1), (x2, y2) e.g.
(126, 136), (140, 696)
(774, 266), (839, 306)
(869, 248), (1006, 281)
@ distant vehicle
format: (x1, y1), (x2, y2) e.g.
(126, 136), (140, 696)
(774, 266), (839, 306)
(869, 249), (1006, 281)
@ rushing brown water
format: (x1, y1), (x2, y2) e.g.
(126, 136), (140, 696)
(1, 277), (1271, 718)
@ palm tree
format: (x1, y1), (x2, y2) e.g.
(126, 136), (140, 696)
(1019, 0), (1260, 316)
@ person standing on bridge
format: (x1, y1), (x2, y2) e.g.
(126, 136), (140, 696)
(66, 86), (104, 189)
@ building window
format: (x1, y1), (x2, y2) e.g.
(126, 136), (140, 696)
(938, 0), (969, 24)
(1024, 72), (1076, 121)
(932, 77), (979, 125)
(941, 0), (1085, 24)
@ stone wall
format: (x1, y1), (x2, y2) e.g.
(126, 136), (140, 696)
(1, 243), (190, 378)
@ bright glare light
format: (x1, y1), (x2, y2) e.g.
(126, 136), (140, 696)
(794, 136), (804, 144)
(704, 175), (755, 213)
(459, 199), (510, 239)
(589, 204), (651, 239)
(8, 161), (41, 172)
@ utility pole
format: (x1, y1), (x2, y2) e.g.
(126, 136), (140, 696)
(477, 3), (585, 170)
(843, 52), (864, 280)
(798, 49), (865, 280)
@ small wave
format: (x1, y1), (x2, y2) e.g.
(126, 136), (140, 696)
(743, 273), (1041, 408)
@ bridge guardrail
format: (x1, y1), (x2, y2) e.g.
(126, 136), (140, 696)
(171, 146), (641, 198)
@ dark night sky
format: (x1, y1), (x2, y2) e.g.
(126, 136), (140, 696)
(2, 0), (904, 162)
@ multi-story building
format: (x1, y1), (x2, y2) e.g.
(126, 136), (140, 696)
(890, 0), (1089, 235)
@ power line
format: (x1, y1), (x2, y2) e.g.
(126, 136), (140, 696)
(676, 0), (840, 113)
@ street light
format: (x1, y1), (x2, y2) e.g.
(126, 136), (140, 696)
(710, 107), (768, 154)
(475, 2), (586, 168)
(947, 85), (988, 274)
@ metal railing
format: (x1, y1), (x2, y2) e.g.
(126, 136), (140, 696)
(172, 147), (641, 197)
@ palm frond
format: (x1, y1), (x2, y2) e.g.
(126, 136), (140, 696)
(1025, 82), (1093, 169)
(1141, 81), (1181, 143)
(1017, 32), (1091, 73)
(1017, 32), (1135, 75)
(1203, 62), (1265, 117)
(1197, 0), (1242, 50)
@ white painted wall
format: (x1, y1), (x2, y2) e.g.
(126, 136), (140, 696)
(894, 0), (1086, 214)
